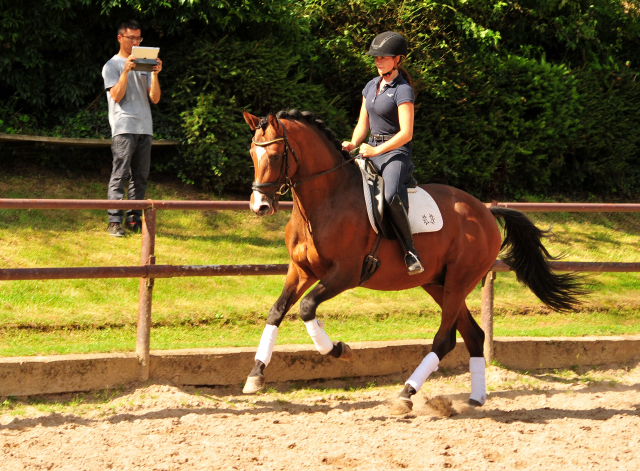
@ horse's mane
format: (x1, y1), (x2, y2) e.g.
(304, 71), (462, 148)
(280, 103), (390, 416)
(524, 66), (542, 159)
(274, 109), (350, 160)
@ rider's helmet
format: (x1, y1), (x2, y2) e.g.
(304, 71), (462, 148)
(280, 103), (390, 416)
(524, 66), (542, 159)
(366, 31), (408, 57)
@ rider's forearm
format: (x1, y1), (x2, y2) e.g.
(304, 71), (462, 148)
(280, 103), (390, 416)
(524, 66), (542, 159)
(350, 121), (369, 146)
(372, 129), (413, 155)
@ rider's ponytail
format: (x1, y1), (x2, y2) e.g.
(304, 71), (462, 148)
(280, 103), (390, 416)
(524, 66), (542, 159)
(398, 66), (412, 87)
(395, 55), (412, 87)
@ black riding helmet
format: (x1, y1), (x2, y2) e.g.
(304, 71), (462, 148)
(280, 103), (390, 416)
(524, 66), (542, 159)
(366, 31), (408, 57)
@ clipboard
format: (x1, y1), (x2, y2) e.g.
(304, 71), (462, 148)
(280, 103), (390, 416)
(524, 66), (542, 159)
(131, 46), (160, 72)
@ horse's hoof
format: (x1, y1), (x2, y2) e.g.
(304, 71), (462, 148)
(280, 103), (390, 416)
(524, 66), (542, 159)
(468, 396), (486, 407)
(391, 397), (413, 415)
(242, 375), (265, 394)
(337, 341), (353, 362)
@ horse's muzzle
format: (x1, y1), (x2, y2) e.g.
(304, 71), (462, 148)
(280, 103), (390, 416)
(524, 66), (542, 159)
(250, 191), (278, 216)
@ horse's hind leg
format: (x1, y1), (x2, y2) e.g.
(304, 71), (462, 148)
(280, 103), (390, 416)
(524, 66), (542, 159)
(392, 283), (453, 414)
(418, 285), (488, 406)
(392, 279), (481, 414)
(243, 263), (316, 394)
(457, 305), (487, 406)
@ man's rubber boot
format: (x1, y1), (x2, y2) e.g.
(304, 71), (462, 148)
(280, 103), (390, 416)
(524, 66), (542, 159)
(387, 194), (424, 275)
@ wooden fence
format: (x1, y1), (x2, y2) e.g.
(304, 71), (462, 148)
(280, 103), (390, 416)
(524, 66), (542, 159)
(1, 198), (639, 376)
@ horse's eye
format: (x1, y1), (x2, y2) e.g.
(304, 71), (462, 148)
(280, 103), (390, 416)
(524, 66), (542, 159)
(272, 154), (281, 161)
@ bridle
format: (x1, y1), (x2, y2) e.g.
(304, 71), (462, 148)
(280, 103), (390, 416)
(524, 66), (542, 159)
(251, 117), (299, 200)
(251, 116), (357, 201)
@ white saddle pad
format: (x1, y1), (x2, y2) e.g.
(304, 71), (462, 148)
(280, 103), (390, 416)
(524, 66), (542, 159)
(360, 170), (443, 234)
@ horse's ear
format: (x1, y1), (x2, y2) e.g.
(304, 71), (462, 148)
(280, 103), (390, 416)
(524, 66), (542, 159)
(243, 111), (260, 131)
(268, 114), (280, 133)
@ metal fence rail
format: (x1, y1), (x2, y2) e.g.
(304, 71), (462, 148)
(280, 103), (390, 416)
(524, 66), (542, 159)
(1, 198), (639, 375)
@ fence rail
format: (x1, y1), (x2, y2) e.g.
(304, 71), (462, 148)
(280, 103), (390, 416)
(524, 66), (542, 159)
(1, 198), (639, 376)
(0, 133), (179, 148)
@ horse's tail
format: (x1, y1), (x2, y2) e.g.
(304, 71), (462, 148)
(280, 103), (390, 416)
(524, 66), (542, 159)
(490, 207), (587, 311)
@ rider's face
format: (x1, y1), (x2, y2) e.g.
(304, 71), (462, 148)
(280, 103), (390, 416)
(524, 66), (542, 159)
(374, 55), (397, 76)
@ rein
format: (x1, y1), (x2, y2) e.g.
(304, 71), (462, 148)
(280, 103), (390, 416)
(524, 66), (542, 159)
(251, 117), (357, 200)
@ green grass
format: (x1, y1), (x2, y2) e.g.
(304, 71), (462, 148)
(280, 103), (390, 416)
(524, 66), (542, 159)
(1, 169), (640, 357)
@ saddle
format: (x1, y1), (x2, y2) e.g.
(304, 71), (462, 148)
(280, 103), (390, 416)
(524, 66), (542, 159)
(355, 158), (418, 240)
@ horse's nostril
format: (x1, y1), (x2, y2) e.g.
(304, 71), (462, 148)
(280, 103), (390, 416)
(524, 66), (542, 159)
(258, 204), (271, 214)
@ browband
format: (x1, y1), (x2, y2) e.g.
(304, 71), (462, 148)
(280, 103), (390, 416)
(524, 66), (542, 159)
(252, 137), (285, 147)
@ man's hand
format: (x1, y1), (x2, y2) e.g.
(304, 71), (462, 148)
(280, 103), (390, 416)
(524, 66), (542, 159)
(152, 58), (163, 75)
(125, 55), (137, 73)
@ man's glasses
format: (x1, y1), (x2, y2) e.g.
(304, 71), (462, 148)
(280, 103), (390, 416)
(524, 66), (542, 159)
(121, 36), (143, 43)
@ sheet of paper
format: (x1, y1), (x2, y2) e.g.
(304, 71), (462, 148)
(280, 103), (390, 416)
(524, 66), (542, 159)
(132, 46), (159, 60)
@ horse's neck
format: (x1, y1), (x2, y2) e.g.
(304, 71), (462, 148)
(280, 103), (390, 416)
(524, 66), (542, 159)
(289, 141), (358, 218)
(292, 159), (361, 221)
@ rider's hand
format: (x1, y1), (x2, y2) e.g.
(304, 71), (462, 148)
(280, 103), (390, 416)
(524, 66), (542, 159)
(341, 141), (357, 152)
(359, 143), (378, 158)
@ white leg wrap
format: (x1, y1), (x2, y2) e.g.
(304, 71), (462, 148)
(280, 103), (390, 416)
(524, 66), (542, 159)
(304, 319), (333, 355)
(255, 324), (278, 366)
(469, 357), (487, 405)
(406, 352), (439, 391)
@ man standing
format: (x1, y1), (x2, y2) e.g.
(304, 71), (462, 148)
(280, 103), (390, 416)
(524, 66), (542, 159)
(103, 19), (162, 236)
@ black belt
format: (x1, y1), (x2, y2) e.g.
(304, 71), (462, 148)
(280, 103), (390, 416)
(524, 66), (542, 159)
(371, 133), (396, 142)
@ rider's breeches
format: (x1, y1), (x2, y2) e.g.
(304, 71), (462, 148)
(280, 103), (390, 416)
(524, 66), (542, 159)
(374, 156), (413, 208)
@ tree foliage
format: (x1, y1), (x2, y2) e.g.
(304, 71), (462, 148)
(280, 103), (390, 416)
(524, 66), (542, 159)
(1, 0), (639, 198)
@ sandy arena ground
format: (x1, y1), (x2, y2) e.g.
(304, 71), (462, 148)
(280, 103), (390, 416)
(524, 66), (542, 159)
(1, 362), (639, 470)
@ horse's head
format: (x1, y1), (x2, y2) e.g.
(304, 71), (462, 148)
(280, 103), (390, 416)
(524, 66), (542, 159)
(243, 111), (299, 216)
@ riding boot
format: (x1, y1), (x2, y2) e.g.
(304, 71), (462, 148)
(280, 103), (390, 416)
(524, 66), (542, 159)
(388, 194), (424, 275)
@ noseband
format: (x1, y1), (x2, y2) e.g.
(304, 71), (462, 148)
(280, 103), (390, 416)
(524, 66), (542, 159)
(251, 117), (357, 201)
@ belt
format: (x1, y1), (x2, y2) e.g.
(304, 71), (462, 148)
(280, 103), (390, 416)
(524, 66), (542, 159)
(371, 133), (396, 142)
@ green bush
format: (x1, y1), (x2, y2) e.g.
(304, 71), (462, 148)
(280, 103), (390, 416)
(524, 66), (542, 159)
(1, 0), (640, 198)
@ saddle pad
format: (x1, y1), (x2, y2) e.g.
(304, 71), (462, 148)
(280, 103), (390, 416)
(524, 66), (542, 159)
(406, 187), (444, 233)
(359, 168), (443, 234)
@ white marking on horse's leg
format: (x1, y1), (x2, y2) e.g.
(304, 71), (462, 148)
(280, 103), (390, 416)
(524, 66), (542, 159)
(251, 190), (269, 212)
(469, 357), (487, 405)
(255, 145), (266, 163)
(255, 324), (278, 366)
(304, 318), (333, 354)
(406, 351), (439, 391)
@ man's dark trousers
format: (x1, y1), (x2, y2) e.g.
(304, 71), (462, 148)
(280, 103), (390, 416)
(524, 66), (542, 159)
(107, 134), (152, 224)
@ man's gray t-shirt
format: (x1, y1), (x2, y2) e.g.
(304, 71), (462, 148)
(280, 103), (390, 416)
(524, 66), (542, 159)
(102, 55), (153, 137)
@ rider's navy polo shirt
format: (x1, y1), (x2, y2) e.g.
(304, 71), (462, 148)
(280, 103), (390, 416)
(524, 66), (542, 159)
(362, 73), (415, 164)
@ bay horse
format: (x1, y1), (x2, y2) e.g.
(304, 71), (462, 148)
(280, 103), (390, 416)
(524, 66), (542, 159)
(241, 109), (584, 413)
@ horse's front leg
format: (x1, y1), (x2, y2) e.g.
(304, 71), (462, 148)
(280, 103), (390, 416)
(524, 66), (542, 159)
(242, 263), (316, 394)
(298, 266), (359, 361)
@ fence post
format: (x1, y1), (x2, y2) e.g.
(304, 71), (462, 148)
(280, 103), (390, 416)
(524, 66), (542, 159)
(136, 206), (156, 381)
(481, 200), (498, 363)
(481, 271), (496, 363)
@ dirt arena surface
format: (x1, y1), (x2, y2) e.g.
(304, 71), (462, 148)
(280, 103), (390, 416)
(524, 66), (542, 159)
(1, 362), (639, 470)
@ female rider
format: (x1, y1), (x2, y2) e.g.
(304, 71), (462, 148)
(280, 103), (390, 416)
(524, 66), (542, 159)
(342, 31), (423, 275)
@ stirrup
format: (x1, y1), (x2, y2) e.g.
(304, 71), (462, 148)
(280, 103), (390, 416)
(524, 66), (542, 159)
(405, 252), (424, 275)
